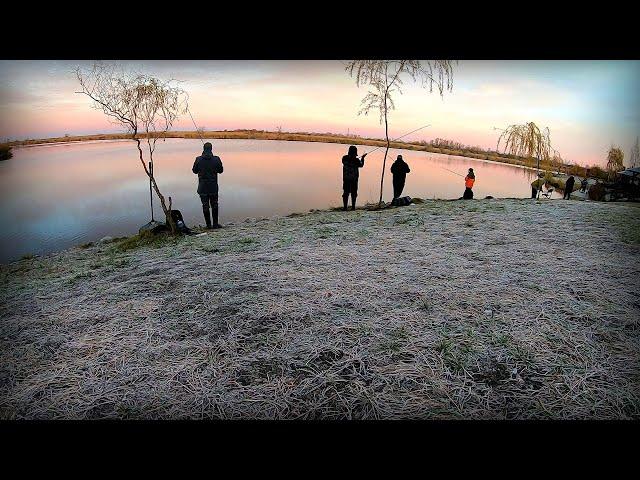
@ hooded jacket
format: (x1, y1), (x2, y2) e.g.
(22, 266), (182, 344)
(342, 146), (365, 182)
(192, 143), (224, 195)
(391, 157), (410, 183)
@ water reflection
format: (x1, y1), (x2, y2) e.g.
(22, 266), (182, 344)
(0, 138), (546, 262)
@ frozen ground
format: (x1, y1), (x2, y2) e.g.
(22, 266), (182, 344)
(1, 198), (639, 419)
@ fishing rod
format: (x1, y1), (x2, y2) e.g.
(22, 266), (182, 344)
(187, 106), (205, 146)
(362, 124), (431, 156)
(440, 166), (464, 177)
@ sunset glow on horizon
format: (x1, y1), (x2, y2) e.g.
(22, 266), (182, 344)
(1, 60), (639, 167)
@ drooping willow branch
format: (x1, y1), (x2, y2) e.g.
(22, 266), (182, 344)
(495, 121), (560, 197)
(496, 122), (553, 163)
(346, 60), (456, 205)
(606, 145), (625, 180)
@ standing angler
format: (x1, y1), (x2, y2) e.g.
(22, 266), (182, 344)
(342, 145), (367, 211)
(390, 154), (411, 200)
(463, 168), (475, 199)
(192, 142), (224, 229)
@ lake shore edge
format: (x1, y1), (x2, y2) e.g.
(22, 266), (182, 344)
(1, 198), (639, 419)
(6, 130), (553, 171)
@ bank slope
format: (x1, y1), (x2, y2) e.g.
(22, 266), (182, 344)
(1, 199), (639, 419)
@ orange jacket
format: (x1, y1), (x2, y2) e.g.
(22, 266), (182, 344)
(465, 175), (475, 189)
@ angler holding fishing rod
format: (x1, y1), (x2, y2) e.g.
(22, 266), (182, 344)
(189, 107), (224, 229)
(341, 145), (366, 211)
(440, 166), (476, 199)
(463, 168), (475, 199)
(340, 124), (431, 210)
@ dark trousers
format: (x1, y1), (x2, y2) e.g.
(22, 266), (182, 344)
(463, 187), (473, 199)
(199, 193), (218, 226)
(343, 179), (358, 209)
(393, 179), (405, 199)
(562, 183), (574, 199)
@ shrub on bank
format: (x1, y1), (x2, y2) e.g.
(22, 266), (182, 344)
(588, 182), (606, 201)
(0, 144), (12, 161)
(588, 165), (608, 181)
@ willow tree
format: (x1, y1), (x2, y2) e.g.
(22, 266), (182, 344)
(75, 62), (188, 233)
(496, 122), (555, 198)
(346, 60), (456, 205)
(606, 145), (625, 180)
(551, 153), (564, 174)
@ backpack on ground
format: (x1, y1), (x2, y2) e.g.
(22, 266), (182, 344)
(391, 196), (412, 207)
(169, 210), (193, 235)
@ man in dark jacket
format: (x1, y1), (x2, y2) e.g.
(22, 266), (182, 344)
(564, 175), (575, 199)
(342, 145), (366, 211)
(390, 155), (411, 200)
(192, 142), (224, 229)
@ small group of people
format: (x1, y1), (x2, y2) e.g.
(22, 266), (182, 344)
(340, 145), (476, 209)
(191, 143), (476, 228)
(340, 146), (415, 210)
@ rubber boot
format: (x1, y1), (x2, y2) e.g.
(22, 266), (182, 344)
(203, 206), (212, 229)
(342, 195), (348, 211)
(211, 206), (222, 229)
(351, 195), (356, 211)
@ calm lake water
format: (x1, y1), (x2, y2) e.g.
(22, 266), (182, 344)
(0, 138), (546, 263)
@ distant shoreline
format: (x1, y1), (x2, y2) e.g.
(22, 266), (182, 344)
(7, 130), (553, 171)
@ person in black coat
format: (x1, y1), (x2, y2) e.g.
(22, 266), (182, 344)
(192, 142), (224, 229)
(342, 145), (366, 211)
(390, 155), (411, 200)
(564, 175), (575, 199)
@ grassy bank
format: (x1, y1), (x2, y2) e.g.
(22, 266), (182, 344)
(533, 172), (585, 192)
(1, 199), (639, 419)
(7, 130), (558, 171)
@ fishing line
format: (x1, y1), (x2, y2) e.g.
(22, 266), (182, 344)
(363, 124), (431, 156)
(440, 166), (464, 177)
(187, 106), (205, 146)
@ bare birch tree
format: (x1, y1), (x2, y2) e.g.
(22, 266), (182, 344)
(346, 60), (456, 205)
(75, 62), (188, 233)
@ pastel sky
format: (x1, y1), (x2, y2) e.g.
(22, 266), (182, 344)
(1, 60), (638, 167)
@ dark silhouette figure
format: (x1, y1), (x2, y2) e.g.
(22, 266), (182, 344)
(463, 168), (475, 199)
(342, 145), (366, 211)
(192, 142), (224, 229)
(391, 155), (411, 200)
(564, 176), (575, 199)
(580, 177), (588, 192)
